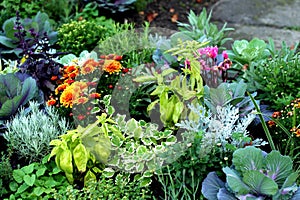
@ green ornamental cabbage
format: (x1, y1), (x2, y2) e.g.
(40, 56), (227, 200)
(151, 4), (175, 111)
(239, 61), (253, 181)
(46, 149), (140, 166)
(201, 146), (300, 200)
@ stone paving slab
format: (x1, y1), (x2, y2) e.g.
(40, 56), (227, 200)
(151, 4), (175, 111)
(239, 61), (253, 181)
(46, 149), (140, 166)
(210, 0), (300, 48)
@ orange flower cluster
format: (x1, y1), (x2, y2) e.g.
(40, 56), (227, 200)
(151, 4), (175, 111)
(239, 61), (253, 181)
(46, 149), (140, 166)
(47, 58), (102, 108)
(47, 54), (123, 122)
(99, 54), (123, 74)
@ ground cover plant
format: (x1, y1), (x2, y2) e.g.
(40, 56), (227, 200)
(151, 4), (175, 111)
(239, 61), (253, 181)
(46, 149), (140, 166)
(0, 1), (299, 199)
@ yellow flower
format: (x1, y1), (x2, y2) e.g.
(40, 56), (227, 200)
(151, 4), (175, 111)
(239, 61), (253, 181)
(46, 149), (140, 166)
(102, 60), (122, 74)
(60, 87), (75, 108)
(60, 84), (80, 108)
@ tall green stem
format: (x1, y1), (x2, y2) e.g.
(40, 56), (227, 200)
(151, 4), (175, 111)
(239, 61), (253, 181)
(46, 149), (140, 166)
(248, 92), (276, 150)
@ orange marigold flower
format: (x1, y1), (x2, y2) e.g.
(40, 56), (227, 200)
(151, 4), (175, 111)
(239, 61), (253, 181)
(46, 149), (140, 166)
(47, 99), (56, 106)
(64, 65), (77, 73)
(103, 60), (122, 74)
(74, 96), (89, 105)
(89, 92), (101, 99)
(55, 83), (69, 95)
(60, 85), (79, 108)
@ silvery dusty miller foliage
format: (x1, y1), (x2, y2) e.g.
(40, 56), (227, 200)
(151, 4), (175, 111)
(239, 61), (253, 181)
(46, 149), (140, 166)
(176, 103), (267, 158)
(4, 101), (70, 162)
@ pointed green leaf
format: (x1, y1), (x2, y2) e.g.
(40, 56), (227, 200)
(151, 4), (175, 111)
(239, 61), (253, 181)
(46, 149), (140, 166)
(84, 170), (96, 184)
(73, 143), (88, 172)
(16, 182), (30, 194)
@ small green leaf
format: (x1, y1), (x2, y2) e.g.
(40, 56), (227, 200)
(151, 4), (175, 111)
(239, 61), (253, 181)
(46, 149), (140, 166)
(161, 68), (177, 77)
(133, 75), (156, 83)
(91, 107), (100, 114)
(143, 170), (153, 178)
(111, 134), (121, 147)
(102, 168), (115, 178)
(126, 118), (138, 133)
(16, 182), (30, 194)
(125, 162), (135, 171)
(136, 146), (147, 156)
(33, 186), (44, 196)
(59, 149), (73, 174)
(140, 177), (152, 187)
(9, 181), (18, 192)
(23, 174), (36, 186)
(45, 177), (58, 187)
(36, 167), (46, 177)
(136, 162), (145, 172)
(84, 170), (96, 184)
(13, 169), (25, 184)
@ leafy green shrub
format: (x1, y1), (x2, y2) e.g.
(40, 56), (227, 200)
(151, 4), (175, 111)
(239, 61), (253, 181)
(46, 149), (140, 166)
(57, 18), (116, 55)
(134, 40), (206, 128)
(134, 0), (153, 12)
(245, 42), (300, 110)
(97, 22), (149, 55)
(4, 101), (69, 163)
(52, 172), (152, 199)
(202, 146), (300, 200)
(5, 155), (69, 200)
(49, 112), (124, 185)
(107, 114), (178, 187)
(0, 0), (44, 27)
(175, 8), (234, 47)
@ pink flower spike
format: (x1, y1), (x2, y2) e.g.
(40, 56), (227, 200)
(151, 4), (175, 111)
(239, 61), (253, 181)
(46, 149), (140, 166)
(222, 51), (228, 59)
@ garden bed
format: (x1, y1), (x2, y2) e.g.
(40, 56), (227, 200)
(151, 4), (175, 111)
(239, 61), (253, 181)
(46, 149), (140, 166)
(0, 0), (299, 199)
